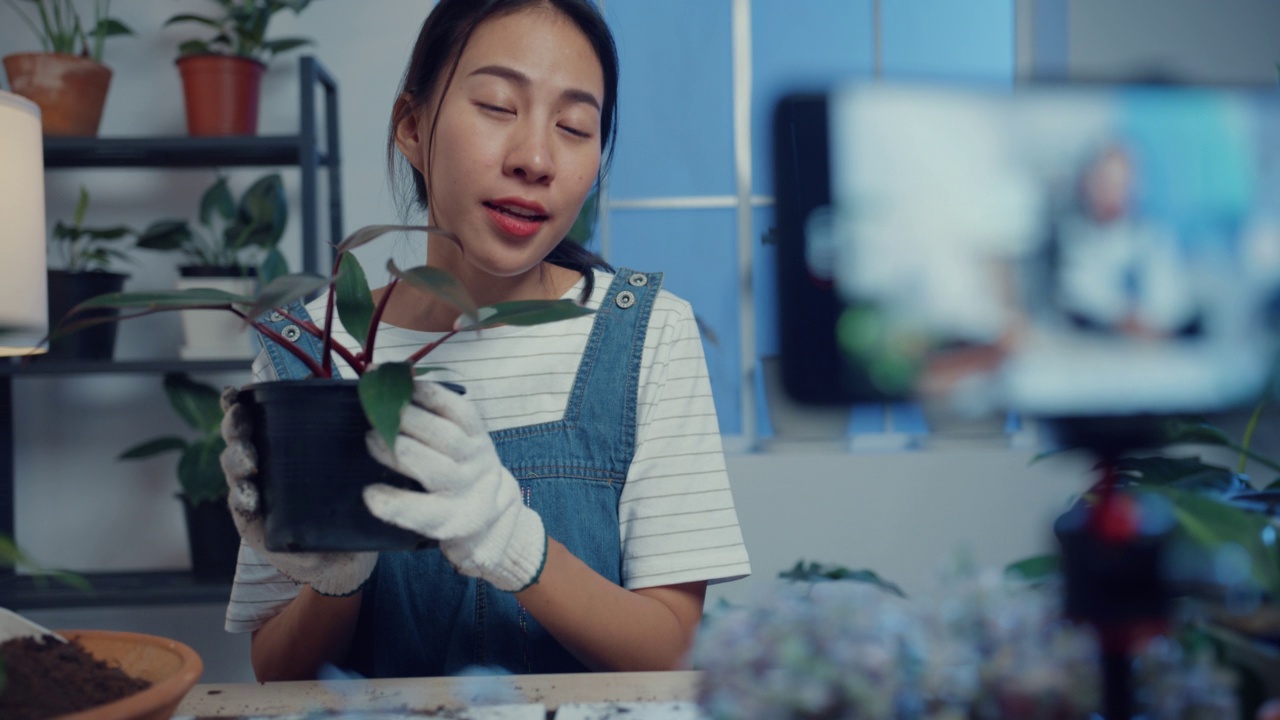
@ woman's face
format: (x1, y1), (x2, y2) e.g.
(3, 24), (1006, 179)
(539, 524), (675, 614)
(397, 6), (605, 283)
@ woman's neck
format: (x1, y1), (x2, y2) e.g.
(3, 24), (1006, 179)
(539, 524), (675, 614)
(374, 259), (583, 332)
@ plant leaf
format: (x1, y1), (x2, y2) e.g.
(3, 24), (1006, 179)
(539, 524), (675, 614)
(91, 18), (133, 37)
(177, 39), (210, 56)
(333, 224), (430, 255)
(336, 253), (374, 348)
(1112, 456), (1234, 488)
(387, 260), (479, 322)
(164, 13), (222, 27)
(70, 288), (252, 314)
(137, 220), (193, 251)
(73, 185), (88, 228)
(1004, 554), (1061, 583)
(1144, 485), (1280, 597)
(242, 273), (331, 322)
(260, 37), (311, 55)
(201, 176), (236, 225)
(461, 299), (594, 330)
(163, 373), (224, 434)
(259, 247), (289, 285)
(778, 560), (907, 597)
(178, 436), (229, 507)
(238, 173), (286, 247)
(119, 436), (188, 460)
(359, 362), (414, 451)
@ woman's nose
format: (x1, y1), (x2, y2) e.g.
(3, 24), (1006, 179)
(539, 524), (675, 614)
(504, 125), (555, 185)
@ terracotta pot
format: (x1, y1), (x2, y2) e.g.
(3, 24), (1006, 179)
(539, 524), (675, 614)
(57, 630), (203, 720)
(176, 54), (265, 136)
(2, 52), (112, 136)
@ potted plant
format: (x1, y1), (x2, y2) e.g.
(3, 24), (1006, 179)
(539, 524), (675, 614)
(165, 0), (316, 136)
(135, 173), (289, 359)
(118, 373), (240, 581)
(60, 224), (593, 552)
(2, 0), (133, 136)
(46, 185), (133, 360)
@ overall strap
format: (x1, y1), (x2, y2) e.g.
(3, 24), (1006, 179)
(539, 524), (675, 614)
(254, 300), (327, 380)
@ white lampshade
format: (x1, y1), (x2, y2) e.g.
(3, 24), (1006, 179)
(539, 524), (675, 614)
(0, 90), (48, 356)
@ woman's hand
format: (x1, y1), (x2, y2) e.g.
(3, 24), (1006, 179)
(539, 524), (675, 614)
(220, 386), (377, 597)
(363, 382), (547, 592)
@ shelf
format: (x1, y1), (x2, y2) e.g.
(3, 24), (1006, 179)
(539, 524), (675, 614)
(0, 570), (232, 610)
(43, 135), (331, 169)
(0, 358), (252, 377)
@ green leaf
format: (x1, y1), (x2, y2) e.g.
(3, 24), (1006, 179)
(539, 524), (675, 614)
(259, 248), (289, 286)
(334, 224), (430, 255)
(90, 18), (133, 37)
(359, 362), (414, 451)
(259, 37), (311, 55)
(336, 253), (375, 348)
(200, 176), (236, 226)
(177, 39), (210, 56)
(51, 220), (76, 241)
(1112, 456), (1235, 488)
(238, 173), (286, 247)
(461, 299), (594, 330)
(387, 260), (479, 322)
(81, 226), (132, 240)
(1145, 486), (1280, 597)
(163, 373), (224, 434)
(412, 366), (448, 377)
(778, 560), (907, 598)
(242, 273), (331, 323)
(119, 436), (188, 460)
(137, 220), (193, 251)
(0, 535), (91, 592)
(73, 185), (89, 228)
(178, 436), (229, 506)
(164, 13), (222, 28)
(70, 288), (253, 314)
(1004, 554), (1061, 583)
(1267, 478), (1280, 490)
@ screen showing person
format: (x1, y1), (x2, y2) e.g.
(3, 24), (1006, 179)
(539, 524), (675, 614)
(824, 83), (1280, 419)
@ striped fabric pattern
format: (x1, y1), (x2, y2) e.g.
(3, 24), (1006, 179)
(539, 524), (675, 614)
(225, 270), (750, 633)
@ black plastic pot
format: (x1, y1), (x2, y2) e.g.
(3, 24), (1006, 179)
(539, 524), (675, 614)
(241, 379), (437, 553)
(46, 270), (128, 360)
(183, 497), (241, 581)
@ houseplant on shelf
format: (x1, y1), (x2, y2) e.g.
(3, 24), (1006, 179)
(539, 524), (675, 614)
(119, 373), (240, 581)
(46, 185), (133, 360)
(135, 173), (289, 359)
(165, 0), (317, 136)
(2, 0), (134, 136)
(59, 223), (593, 552)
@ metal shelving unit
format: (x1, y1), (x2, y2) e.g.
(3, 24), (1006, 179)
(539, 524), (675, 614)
(0, 56), (342, 611)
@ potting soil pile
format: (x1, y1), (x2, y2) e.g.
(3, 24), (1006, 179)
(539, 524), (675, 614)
(0, 634), (151, 719)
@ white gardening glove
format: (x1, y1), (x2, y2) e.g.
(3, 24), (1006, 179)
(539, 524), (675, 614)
(219, 386), (378, 597)
(363, 382), (548, 592)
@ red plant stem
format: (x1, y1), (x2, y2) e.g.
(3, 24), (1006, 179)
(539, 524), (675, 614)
(405, 329), (459, 365)
(274, 307), (364, 372)
(363, 277), (399, 364)
(227, 308), (329, 378)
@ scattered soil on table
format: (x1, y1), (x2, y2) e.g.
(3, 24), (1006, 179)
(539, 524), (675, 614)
(0, 634), (151, 720)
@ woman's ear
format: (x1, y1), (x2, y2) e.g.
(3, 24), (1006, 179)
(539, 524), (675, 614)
(393, 95), (426, 173)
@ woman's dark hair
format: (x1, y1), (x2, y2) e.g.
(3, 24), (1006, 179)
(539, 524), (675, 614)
(387, 0), (617, 299)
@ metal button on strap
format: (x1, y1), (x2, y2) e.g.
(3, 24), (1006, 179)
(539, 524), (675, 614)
(615, 290), (636, 309)
(281, 324), (302, 341)
(628, 273), (648, 287)
(269, 311), (285, 322)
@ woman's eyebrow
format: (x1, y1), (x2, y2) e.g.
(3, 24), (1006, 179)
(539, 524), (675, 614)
(468, 64), (601, 112)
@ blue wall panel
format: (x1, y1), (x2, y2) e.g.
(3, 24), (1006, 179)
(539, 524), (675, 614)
(751, 0), (875, 196)
(604, 0), (735, 199)
(881, 0), (1016, 82)
(608, 208), (742, 434)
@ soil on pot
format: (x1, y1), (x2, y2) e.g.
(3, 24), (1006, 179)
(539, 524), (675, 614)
(0, 634), (151, 720)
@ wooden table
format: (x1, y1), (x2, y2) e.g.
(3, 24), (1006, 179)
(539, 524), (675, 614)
(176, 670), (703, 717)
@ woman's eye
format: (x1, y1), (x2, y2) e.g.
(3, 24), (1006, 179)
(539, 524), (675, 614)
(479, 103), (514, 115)
(559, 124), (590, 139)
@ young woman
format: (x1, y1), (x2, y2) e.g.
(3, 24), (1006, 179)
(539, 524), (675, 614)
(219, 0), (751, 681)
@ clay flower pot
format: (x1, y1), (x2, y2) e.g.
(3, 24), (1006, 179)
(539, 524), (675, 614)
(176, 54), (265, 136)
(2, 52), (112, 136)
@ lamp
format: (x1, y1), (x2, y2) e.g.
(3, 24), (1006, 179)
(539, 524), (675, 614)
(0, 90), (48, 356)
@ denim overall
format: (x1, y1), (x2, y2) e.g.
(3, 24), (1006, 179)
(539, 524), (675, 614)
(255, 269), (662, 676)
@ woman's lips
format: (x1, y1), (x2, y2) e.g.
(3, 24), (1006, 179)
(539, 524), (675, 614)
(483, 201), (548, 239)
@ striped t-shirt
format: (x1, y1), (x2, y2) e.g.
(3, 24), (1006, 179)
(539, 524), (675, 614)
(225, 269), (751, 633)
